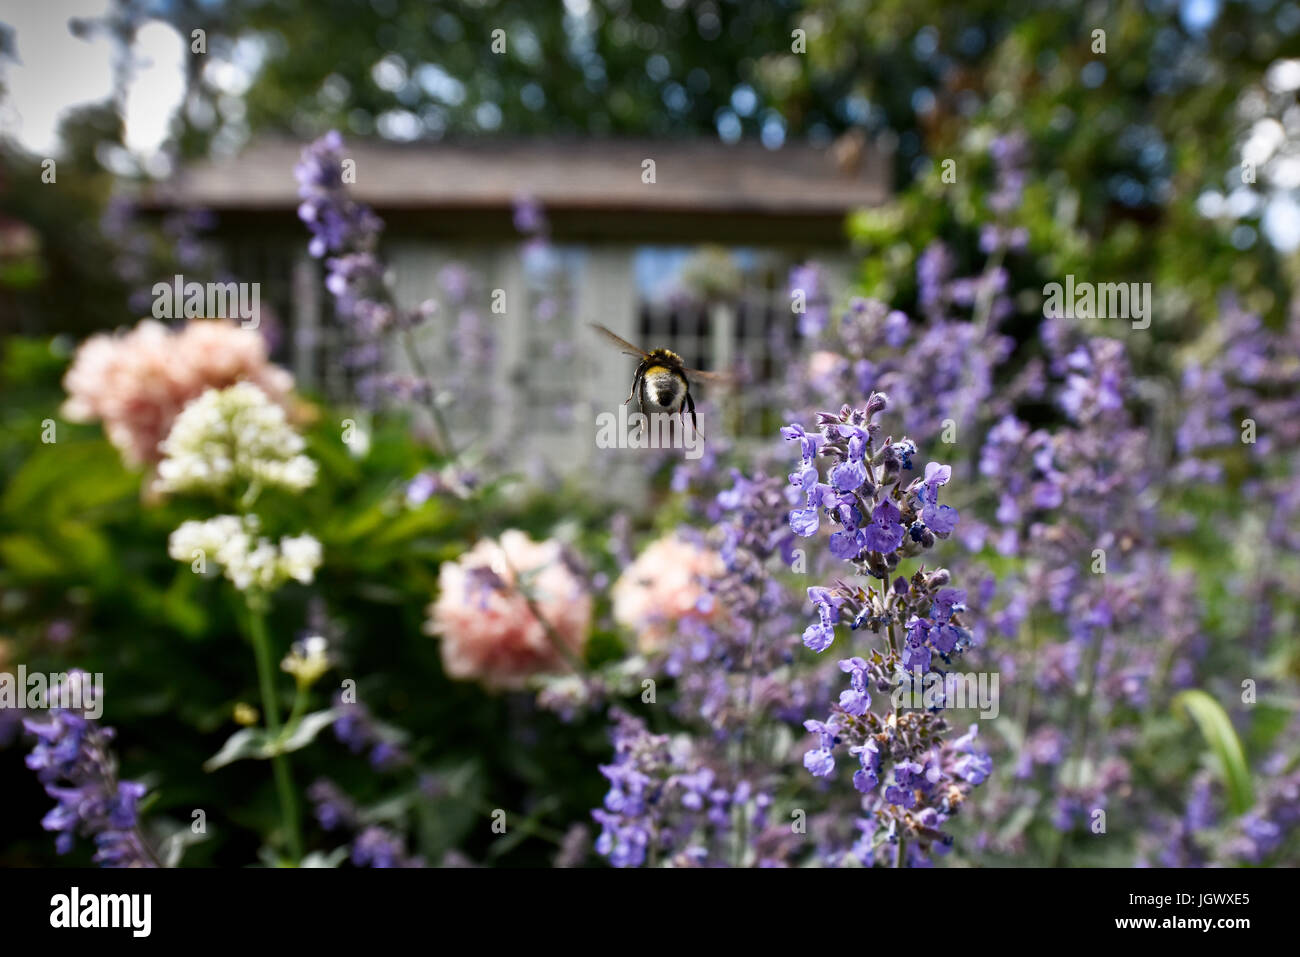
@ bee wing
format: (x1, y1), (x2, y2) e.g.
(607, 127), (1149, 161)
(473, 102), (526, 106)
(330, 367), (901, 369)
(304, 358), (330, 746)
(683, 367), (736, 387)
(589, 323), (648, 358)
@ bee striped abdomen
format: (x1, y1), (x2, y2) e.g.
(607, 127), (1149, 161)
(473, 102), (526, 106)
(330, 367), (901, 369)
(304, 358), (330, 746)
(641, 366), (686, 411)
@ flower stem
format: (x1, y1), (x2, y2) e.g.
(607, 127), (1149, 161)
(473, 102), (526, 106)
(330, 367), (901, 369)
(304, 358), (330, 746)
(285, 684), (309, 736)
(401, 328), (457, 461)
(246, 599), (303, 863)
(501, 553), (586, 675)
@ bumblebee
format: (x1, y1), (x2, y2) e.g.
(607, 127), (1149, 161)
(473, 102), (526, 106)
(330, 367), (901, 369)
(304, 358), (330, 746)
(590, 323), (729, 437)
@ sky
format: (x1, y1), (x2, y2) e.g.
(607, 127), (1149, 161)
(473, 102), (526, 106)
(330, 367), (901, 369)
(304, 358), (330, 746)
(0, 0), (186, 161)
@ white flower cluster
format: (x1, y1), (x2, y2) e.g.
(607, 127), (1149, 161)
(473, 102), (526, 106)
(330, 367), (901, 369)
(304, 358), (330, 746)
(156, 382), (317, 496)
(168, 515), (323, 592)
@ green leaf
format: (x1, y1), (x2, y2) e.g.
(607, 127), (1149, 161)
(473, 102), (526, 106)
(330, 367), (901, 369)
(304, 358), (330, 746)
(159, 826), (209, 867)
(271, 708), (340, 755)
(203, 709), (340, 771)
(2, 441), (136, 521)
(203, 728), (270, 771)
(0, 533), (66, 578)
(299, 848), (349, 868)
(1174, 689), (1255, 816)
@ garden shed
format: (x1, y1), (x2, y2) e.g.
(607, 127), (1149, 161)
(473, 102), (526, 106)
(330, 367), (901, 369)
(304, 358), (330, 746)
(143, 136), (889, 472)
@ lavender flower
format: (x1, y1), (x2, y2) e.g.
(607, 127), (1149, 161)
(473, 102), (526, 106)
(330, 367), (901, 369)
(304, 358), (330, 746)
(512, 193), (549, 237)
(786, 400), (991, 864)
(592, 709), (748, 867)
(783, 397), (959, 600)
(332, 692), (410, 771)
(592, 472), (803, 867)
(790, 262), (831, 337)
(296, 131), (383, 259)
(296, 133), (451, 442)
(987, 131), (1028, 215)
(23, 672), (157, 867)
(307, 778), (359, 831)
(351, 826), (425, 868)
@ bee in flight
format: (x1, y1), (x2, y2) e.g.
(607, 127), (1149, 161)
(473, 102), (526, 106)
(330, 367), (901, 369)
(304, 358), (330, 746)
(589, 323), (729, 438)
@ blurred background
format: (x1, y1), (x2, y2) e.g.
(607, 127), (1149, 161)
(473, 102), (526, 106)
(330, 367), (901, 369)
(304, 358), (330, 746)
(1, 0), (1299, 868)
(5, 0), (1299, 473)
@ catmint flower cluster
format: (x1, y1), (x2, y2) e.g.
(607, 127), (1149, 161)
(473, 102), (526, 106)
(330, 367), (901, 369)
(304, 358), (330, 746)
(664, 472), (807, 729)
(332, 690), (410, 771)
(1151, 717), (1300, 868)
(295, 131), (383, 260)
(789, 262), (831, 337)
(960, 328), (1210, 851)
(553, 824), (590, 868)
(307, 778), (425, 867)
(296, 132), (443, 411)
(406, 463), (480, 505)
(23, 671), (157, 866)
(591, 709), (758, 868)
(785, 396), (958, 605)
(593, 468), (819, 868)
(351, 826), (425, 868)
(513, 193), (551, 264)
(1230, 763), (1300, 865)
(1138, 774), (1216, 868)
(987, 131), (1029, 215)
(790, 295), (1015, 461)
(785, 398), (992, 864)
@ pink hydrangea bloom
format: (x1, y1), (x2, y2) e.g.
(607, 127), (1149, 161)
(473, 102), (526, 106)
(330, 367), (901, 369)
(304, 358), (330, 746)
(425, 530), (591, 689)
(612, 532), (725, 653)
(61, 319), (294, 466)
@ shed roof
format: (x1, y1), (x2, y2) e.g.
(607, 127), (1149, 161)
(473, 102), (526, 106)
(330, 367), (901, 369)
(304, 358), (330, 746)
(143, 136), (890, 245)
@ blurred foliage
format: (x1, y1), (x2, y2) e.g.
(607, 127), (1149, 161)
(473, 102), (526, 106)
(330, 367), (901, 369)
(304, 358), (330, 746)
(0, 104), (134, 337)
(0, 336), (622, 866)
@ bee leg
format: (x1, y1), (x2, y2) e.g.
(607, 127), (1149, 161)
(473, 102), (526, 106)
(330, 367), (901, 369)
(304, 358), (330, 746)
(628, 372), (646, 438)
(625, 362), (647, 405)
(684, 389), (705, 441)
